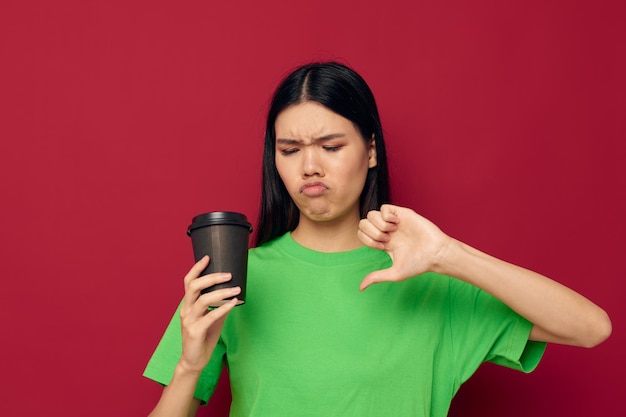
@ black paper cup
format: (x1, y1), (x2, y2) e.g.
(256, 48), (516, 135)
(187, 211), (252, 307)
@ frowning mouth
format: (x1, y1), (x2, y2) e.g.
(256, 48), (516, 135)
(300, 181), (329, 196)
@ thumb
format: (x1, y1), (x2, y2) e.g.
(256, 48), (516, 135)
(359, 267), (398, 291)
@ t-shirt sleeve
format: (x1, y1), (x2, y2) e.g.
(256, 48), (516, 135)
(448, 278), (546, 384)
(143, 301), (226, 405)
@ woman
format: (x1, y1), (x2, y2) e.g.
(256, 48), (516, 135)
(144, 62), (611, 417)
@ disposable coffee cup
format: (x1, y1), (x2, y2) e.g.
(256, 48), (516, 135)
(187, 211), (252, 307)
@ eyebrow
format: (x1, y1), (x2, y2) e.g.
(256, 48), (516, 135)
(276, 133), (346, 145)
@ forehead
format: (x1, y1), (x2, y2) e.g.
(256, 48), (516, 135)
(275, 101), (357, 139)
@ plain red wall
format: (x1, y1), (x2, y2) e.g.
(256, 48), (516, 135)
(1, 1), (624, 416)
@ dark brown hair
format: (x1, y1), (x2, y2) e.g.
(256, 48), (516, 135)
(255, 62), (391, 246)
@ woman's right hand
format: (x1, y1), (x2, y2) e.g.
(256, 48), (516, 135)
(178, 255), (240, 374)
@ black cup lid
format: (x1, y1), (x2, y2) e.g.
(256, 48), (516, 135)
(187, 211), (253, 235)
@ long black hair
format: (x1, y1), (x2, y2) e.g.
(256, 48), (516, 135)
(255, 61), (391, 247)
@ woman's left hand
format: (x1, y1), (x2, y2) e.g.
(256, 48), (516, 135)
(357, 204), (453, 290)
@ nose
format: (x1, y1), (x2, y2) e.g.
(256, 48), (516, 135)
(302, 147), (324, 177)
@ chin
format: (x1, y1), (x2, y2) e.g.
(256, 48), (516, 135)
(296, 200), (358, 224)
(304, 209), (332, 221)
(303, 208), (359, 226)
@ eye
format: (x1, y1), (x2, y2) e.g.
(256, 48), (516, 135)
(323, 145), (342, 152)
(279, 148), (299, 156)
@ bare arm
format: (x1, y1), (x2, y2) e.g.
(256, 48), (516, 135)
(440, 239), (611, 347)
(358, 204), (612, 348)
(148, 256), (239, 417)
(148, 365), (202, 417)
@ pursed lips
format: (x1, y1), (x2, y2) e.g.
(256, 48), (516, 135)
(300, 181), (329, 195)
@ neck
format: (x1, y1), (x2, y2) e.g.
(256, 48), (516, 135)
(291, 212), (363, 252)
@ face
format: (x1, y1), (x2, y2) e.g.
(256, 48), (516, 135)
(274, 101), (377, 226)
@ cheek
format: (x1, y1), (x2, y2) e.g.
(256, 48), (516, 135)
(339, 152), (370, 177)
(331, 159), (369, 197)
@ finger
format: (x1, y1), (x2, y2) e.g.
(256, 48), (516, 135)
(187, 272), (233, 297)
(183, 273), (232, 316)
(359, 267), (398, 291)
(182, 262), (232, 314)
(186, 296), (238, 341)
(191, 286), (241, 318)
(182, 273), (233, 320)
(357, 228), (385, 250)
(184, 256), (210, 288)
(366, 209), (399, 232)
(182, 256), (210, 312)
(181, 307), (230, 361)
(379, 204), (400, 225)
(196, 297), (239, 333)
(358, 217), (393, 246)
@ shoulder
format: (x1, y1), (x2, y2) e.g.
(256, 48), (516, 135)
(249, 235), (284, 255)
(248, 234), (289, 267)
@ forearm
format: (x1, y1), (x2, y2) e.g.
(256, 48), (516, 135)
(436, 239), (612, 347)
(148, 363), (202, 417)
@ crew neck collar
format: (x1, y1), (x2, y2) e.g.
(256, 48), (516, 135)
(270, 232), (387, 267)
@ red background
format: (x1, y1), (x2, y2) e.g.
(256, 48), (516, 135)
(1, 1), (624, 416)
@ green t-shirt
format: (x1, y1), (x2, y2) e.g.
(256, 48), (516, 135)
(144, 233), (545, 416)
